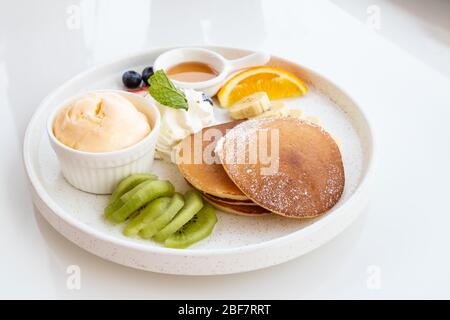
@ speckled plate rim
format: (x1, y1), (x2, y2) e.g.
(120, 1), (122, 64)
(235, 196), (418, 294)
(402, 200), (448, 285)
(23, 46), (375, 273)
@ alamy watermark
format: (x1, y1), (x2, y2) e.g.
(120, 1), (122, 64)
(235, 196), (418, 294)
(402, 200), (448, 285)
(173, 127), (280, 176)
(66, 265), (81, 290)
(66, 5), (81, 30)
(366, 5), (381, 31)
(366, 265), (382, 290)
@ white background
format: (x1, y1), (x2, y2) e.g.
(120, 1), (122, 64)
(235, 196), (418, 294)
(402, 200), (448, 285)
(1, 0), (450, 299)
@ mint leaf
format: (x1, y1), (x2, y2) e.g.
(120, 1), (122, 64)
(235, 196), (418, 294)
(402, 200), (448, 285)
(148, 70), (188, 110)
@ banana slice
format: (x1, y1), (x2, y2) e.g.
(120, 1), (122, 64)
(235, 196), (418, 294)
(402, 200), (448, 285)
(229, 92), (271, 119)
(268, 101), (286, 110)
(253, 102), (289, 119)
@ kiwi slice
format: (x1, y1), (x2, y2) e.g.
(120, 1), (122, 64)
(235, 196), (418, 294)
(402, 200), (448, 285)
(105, 182), (152, 220)
(153, 190), (203, 243)
(110, 174), (157, 203)
(111, 180), (174, 223)
(123, 197), (171, 236)
(104, 200), (124, 220)
(104, 174), (157, 218)
(139, 193), (185, 239)
(165, 203), (217, 249)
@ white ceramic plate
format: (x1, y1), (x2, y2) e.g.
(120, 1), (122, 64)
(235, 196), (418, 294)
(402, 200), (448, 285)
(23, 46), (374, 275)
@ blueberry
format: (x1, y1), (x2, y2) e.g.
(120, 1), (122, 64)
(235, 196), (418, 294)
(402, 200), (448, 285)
(122, 70), (142, 89)
(202, 93), (213, 106)
(142, 66), (154, 86)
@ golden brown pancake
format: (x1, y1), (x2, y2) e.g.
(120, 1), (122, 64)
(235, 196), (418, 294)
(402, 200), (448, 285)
(202, 192), (256, 206)
(177, 121), (248, 200)
(202, 193), (269, 216)
(218, 118), (345, 218)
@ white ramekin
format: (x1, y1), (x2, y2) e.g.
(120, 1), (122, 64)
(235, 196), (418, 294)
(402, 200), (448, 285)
(47, 90), (160, 194)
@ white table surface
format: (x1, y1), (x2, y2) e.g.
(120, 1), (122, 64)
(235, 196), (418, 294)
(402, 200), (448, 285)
(332, 0), (450, 79)
(1, 0), (450, 299)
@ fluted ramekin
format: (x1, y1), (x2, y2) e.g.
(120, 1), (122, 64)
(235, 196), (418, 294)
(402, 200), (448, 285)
(47, 90), (160, 194)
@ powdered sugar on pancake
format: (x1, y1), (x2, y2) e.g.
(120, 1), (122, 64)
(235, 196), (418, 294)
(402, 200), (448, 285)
(218, 117), (345, 218)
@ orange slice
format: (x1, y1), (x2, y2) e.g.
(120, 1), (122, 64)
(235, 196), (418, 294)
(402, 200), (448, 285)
(217, 66), (308, 107)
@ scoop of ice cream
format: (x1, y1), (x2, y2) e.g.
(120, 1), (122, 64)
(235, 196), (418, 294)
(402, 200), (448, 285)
(53, 92), (151, 152)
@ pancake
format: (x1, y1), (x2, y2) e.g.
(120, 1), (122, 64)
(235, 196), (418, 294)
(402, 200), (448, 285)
(218, 118), (345, 218)
(203, 193), (269, 216)
(177, 121), (248, 200)
(202, 192), (256, 206)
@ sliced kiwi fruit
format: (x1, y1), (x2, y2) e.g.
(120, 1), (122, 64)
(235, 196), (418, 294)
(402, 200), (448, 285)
(103, 175), (218, 249)
(110, 174), (157, 203)
(105, 182), (151, 220)
(123, 197), (172, 236)
(139, 193), (185, 239)
(153, 190), (203, 243)
(104, 174), (157, 218)
(165, 203), (217, 249)
(111, 180), (174, 223)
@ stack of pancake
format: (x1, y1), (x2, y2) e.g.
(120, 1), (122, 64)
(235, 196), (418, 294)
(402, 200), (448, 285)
(177, 117), (345, 218)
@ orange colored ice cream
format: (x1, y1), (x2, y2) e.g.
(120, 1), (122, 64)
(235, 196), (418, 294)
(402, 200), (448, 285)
(53, 92), (151, 152)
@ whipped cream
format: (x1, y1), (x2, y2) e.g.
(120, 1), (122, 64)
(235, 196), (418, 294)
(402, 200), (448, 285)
(152, 89), (214, 161)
